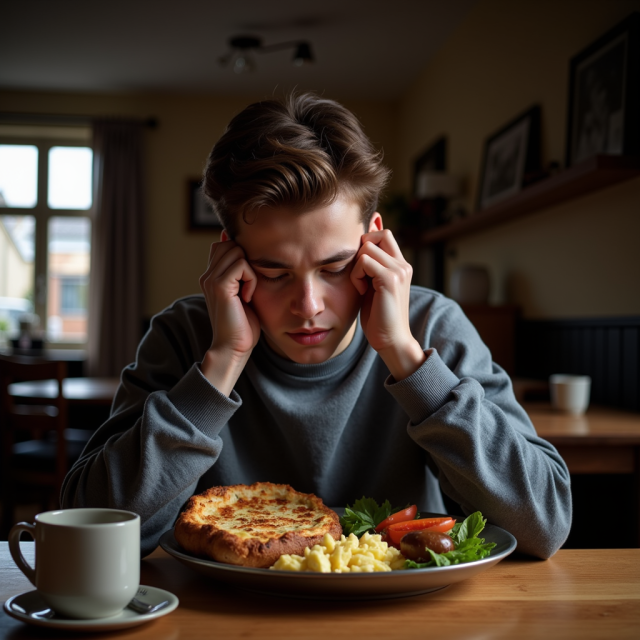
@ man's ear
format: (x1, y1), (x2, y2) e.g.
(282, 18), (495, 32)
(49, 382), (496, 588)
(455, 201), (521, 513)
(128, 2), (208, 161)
(368, 212), (383, 233)
(220, 229), (230, 242)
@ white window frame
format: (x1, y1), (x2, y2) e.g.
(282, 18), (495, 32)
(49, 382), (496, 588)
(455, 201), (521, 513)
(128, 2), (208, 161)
(0, 125), (93, 349)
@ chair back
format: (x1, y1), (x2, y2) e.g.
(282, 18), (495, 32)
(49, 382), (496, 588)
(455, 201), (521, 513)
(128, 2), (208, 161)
(0, 355), (69, 534)
(1, 355), (67, 438)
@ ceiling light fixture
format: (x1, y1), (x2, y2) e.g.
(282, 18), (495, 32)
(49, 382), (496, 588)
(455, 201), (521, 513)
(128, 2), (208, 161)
(219, 36), (315, 74)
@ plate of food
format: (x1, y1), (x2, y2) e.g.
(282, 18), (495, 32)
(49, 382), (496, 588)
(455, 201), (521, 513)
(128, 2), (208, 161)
(159, 482), (517, 600)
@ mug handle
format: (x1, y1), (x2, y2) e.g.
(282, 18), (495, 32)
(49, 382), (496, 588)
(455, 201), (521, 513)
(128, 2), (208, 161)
(8, 522), (37, 586)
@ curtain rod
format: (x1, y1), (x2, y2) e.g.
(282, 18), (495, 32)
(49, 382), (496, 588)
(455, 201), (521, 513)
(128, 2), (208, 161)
(0, 112), (158, 128)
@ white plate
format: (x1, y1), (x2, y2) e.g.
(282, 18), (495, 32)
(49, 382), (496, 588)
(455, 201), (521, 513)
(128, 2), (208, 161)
(159, 520), (517, 600)
(3, 585), (179, 632)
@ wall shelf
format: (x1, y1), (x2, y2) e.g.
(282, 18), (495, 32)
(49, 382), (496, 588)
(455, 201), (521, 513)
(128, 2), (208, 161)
(419, 155), (640, 245)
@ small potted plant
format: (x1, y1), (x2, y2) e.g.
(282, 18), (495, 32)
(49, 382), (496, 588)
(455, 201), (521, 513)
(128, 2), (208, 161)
(0, 318), (9, 348)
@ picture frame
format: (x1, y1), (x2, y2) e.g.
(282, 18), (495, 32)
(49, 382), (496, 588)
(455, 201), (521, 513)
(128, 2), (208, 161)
(566, 12), (640, 167)
(477, 105), (541, 210)
(412, 136), (446, 198)
(187, 178), (222, 231)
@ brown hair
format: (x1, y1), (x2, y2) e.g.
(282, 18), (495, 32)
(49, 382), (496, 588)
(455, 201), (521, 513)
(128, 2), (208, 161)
(202, 92), (391, 237)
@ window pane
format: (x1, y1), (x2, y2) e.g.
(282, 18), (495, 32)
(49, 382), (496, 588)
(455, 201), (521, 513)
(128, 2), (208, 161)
(48, 146), (93, 210)
(0, 215), (35, 340)
(0, 145), (38, 208)
(47, 216), (91, 343)
(60, 276), (88, 313)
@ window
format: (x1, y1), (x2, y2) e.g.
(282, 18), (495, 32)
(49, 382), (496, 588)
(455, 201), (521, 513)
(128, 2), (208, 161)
(0, 126), (93, 347)
(60, 277), (88, 314)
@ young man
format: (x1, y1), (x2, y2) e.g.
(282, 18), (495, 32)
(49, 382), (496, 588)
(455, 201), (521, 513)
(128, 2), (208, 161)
(62, 93), (571, 558)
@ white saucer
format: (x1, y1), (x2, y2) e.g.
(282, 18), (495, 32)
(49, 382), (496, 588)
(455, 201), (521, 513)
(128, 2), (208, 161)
(3, 585), (179, 632)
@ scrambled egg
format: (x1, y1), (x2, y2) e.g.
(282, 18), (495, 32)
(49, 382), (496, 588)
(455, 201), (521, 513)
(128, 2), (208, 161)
(270, 532), (406, 573)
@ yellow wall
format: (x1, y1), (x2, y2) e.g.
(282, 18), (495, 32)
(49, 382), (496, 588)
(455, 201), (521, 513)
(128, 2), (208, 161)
(0, 90), (397, 317)
(5, 0), (640, 323)
(397, 0), (640, 318)
(0, 221), (32, 300)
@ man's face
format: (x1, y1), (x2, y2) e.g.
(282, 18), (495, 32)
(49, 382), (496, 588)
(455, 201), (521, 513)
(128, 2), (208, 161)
(234, 198), (381, 364)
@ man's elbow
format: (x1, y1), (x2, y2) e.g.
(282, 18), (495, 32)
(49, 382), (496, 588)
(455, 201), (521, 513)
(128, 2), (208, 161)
(516, 502), (572, 560)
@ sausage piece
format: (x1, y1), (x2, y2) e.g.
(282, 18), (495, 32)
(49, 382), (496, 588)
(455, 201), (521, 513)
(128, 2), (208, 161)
(400, 530), (455, 562)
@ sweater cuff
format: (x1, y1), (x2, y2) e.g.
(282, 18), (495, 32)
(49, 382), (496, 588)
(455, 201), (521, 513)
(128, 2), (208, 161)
(168, 363), (241, 438)
(385, 348), (459, 424)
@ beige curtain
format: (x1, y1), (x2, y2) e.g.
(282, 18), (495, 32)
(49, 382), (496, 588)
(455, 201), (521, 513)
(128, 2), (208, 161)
(88, 120), (145, 377)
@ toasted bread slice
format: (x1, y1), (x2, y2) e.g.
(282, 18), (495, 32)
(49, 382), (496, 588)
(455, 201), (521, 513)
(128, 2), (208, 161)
(174, 482), (342, 568)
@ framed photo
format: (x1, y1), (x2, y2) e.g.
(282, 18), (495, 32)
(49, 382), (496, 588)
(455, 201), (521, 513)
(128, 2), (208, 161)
(566, 12), (640, 166)
(477, 105), (541, 210)
(413, 136), (446, 198)
(187, 178), (222, 231)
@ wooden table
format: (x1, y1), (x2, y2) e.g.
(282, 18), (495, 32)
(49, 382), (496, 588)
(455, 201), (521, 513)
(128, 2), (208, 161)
(1, 543), (638, 639)
(0, 348), (87, 377)
(0, 348), (86, 362)
(527, 403), (640, 474)
(8, 377), (119, 406)
(527, 402), (640, 546)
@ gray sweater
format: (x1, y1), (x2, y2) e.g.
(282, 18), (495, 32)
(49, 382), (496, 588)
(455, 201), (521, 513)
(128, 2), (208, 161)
(61, 286), (572, 558)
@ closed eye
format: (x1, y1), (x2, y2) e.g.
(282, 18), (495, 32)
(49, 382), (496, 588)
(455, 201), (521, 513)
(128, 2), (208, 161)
(257, 263), (350, 283)
(259, 272), (288, 283)
(323, 266), (349, 277)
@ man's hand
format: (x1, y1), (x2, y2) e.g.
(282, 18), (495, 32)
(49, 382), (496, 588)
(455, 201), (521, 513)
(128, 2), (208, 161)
(199, 240), (261, 395)
(350, 229), (426, 381)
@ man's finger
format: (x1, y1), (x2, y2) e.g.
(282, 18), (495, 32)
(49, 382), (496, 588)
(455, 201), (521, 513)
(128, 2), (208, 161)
(201, 240), (236, 283)
(210, 256), (257, 301)
(239, 265), (257, 303)
(357, 240), (397, 269)
(207, 240), (239, 269)
(208, 245), (248, 281)
(360, 229), (404, 260)
(350, 254), (387, 294)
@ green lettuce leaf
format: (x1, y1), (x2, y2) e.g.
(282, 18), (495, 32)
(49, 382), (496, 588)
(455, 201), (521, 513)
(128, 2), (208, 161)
(340, 497), (406, 537)
(404, 511), (496, 569)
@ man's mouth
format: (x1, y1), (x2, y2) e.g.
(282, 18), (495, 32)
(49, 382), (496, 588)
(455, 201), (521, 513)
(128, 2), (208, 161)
(286, 329), (331, 346)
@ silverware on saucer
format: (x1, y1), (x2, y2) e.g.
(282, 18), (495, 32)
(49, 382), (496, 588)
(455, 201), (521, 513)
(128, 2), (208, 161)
(25, 597), (169, 619)
(29, 607), (56, 619)
(126, 597), (170, 614)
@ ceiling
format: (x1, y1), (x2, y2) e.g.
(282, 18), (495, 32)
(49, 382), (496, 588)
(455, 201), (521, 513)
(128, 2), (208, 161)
(2, 0), (477, 101)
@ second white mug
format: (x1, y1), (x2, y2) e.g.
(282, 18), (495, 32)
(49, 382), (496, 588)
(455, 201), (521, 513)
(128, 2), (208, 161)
(549, 374), (591, 415)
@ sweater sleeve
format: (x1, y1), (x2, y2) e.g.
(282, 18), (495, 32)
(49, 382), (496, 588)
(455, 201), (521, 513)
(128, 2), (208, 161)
(385, 293), (572, 559)
(60, 298), (241, 556)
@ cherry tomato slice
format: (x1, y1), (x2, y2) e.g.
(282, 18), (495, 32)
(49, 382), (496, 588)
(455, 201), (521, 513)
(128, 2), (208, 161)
(375, 505), (418, 533)
(380, 529), (401, 549)
(387, 517), (456, 546)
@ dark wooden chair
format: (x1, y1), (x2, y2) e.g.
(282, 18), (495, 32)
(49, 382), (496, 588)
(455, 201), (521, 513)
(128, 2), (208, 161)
(0, 355), (90, 537)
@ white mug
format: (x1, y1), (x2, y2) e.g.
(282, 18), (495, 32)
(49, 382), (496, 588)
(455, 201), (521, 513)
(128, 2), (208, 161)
(9, 508), (140, 619)
(549, 374), (591, 415)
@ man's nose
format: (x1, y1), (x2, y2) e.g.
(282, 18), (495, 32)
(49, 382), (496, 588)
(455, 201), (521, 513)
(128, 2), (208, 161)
(291, 280), (325, 319)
